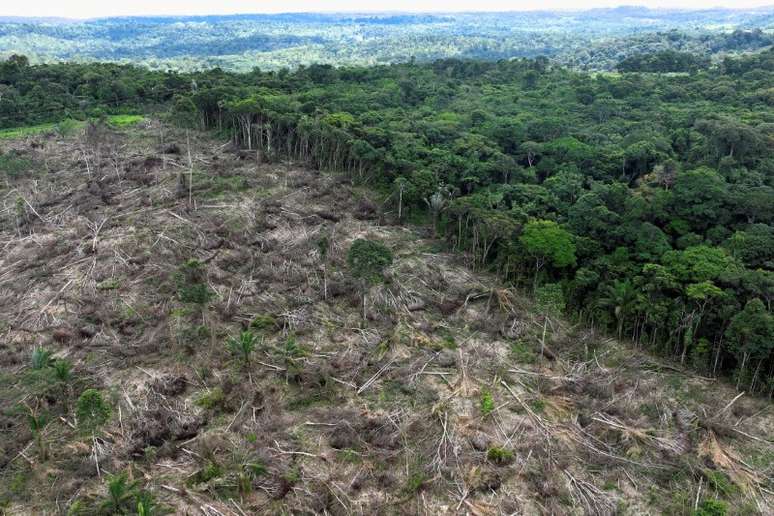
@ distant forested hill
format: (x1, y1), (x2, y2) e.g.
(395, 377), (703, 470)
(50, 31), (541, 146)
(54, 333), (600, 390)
(0, 8), (771, 71)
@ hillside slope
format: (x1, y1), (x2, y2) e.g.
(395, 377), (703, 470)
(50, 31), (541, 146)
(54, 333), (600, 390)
(0, 121), (772, 515)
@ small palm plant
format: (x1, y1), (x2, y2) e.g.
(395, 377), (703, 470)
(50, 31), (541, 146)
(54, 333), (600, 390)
(51, 359), (74, 410)
(51, 359), (72, 382)
(31, 347), (53, 370)
(136, 491), (166, 516)
(101, 470), (139, 515)
(227, 330), (259, 367)
(27, 408), (48, 461)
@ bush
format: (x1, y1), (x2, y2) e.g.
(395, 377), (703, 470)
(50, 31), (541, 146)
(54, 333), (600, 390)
(486, 446), (514, 465)
(0, 151), (33, 179)
(694, 499), (728, 516)
(347, 239), (393, 285)
(76, 389), (111, 431)
(175, 259), (213, 305)
(535, 282), (566, 315)
(31, 347), (53, 370)
(250, 314), (278, 333)
(480, 390), (495, 416)
(55, 118), (80, 137)
(195, 387), (225, 410)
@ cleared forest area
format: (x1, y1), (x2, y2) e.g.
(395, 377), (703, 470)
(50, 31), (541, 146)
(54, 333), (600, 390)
(0, 120), (771, 515)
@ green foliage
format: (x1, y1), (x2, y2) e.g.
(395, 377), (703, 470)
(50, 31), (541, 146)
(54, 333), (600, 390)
(75, 389), (111, 431)
(486, 446), (514, 465)
(108, 115), (145, 127)
(702, 469), (738, 498)
(2, 13), (769, 75)
(520, 220), (576, 289)
(27, 409), (48, 461)
(188, 462), (223, 485)
(101, 470), (139, 515)
(51, 359), (72, 383)
(404, 471), (427, 494)
(30, 347), (53, 370)
(250, 314), (278, 333)
(135, 491), (166, 516)
(535, 283), (566, 315)
(510, 340), (537, 364)
(693, 499), (728, 516)
(480, 390), (495, 416)
(227, 330), (259, 366)
(54, 118), (80, 137)
(96, 278), (120, 290)
(195, 387), (225, 410)
(175, 259), (213, 305)
(0, 151), (33, 178)
(347, 239), (393, 285)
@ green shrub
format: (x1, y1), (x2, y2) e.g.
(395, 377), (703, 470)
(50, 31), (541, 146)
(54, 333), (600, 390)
(195, 387), (225, 410)
(404, 471), (427, 494)
(76, 389), (111, 431)
(96, 278), (120, 290)
(510, 340), (537, 364)
(703, 469), (738, 497)
(55, 118), (81, 137)
(0, 151), (33, 179)
(486, 446), (514, 465)
(175, 259), (213, 305)
(529, 398), (546, 413)
(535, 282), (566, 314)
(31, 347), (53, 370)
(250, 314), (278, 333)
(694, 499), (728, 516)
(188, 462), (223, 485)
(101, 471), (139, 515)
(480, 390), (495, 416)
(27, 410), (48, 461)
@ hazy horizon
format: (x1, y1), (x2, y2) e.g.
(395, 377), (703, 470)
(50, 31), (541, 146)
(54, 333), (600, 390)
(2, 1), (773, 21)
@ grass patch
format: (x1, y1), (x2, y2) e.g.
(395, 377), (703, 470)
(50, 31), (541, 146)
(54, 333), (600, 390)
(96, 278), (120, 291)
(107, 114), (144, 127)
(510, 339), (537, 364)
(195, 387), (225, 410)
(0, 122), (61, 139)
(0, 115), (144, 140)
(403, 470), (427, 494)
(336, 449), (363, 463)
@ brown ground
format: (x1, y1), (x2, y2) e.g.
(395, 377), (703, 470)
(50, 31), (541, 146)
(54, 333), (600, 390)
(0, 120), (771, 515)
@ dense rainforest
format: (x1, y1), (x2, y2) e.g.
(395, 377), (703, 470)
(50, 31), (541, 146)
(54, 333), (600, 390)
(1, 49), (773, 395)
(0, 8), (772, 71)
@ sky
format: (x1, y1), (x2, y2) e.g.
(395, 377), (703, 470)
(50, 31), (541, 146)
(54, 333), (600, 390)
(2, 1), (773, 19)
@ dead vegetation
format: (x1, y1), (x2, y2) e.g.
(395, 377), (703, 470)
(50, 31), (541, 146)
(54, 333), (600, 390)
(0, 121), (772, 515)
